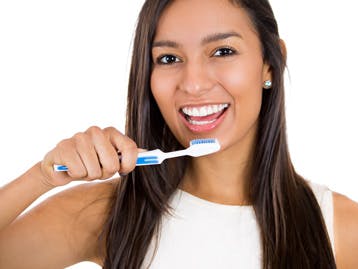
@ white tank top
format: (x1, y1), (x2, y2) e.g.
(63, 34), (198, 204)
(142, 181), (335, 269)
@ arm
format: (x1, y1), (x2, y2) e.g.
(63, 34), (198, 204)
(0, 162), (53, 231)
(0, 126), (138, 268)
(333, 192), (358, 269)
(0, 179), (117, 268)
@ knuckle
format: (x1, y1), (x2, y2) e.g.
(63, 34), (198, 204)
(123, 138), (138, 153)
(127, 139), (138, 150)
(101, 156), (120, 175)
(119, 160), (136, 174)
(69, 169), (87, 179)
(101, 170), (114, 180)
(73, 132), (85, 141)
(87, 169), (102, 180)
(86, 126), (102, 135)
(103, 126), (117, 133)
(56, 138), (68, 147)
(73, 132), (88, 146)
(56, 138), (73, 150)
(103, 126), (122, 139)
(106, 161), (120, 174)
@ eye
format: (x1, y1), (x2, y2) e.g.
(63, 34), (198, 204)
(156, 54), (181, 65)
(213, 47), (237, 57)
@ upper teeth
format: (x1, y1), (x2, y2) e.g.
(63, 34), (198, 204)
(182, 104), (228, 117)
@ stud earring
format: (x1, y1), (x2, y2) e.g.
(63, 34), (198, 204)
(263, 80), (272, 89)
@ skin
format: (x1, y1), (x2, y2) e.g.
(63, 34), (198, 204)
(0, 0), (357, 268)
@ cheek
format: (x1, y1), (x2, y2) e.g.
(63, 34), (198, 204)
(151, 70), (186, 142)
(216, 60), (263, 100)
(150, 70), (177, 122)
(216, 60), (263, 127)
(151, 70), (169, 109)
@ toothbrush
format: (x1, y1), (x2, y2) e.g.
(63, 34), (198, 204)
(54, 138), (220, 171)
(135, 138), (220, 166)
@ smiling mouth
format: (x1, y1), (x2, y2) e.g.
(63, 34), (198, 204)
(180, 103), (229, 126)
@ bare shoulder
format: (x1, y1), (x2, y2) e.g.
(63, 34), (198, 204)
(42, 178), (120, 261)
(0, 178), (119, 268)
(333, 191), (358, 269)
(51, 177), (119, 216)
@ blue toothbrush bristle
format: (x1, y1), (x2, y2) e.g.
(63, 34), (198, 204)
(190, 138), (217, 145)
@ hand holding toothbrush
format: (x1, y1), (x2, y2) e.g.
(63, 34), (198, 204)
(41, 126), (140, 187)
(42, 126), (220, 188)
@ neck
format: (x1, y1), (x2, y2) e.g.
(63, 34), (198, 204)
(179, 126), (257, 206)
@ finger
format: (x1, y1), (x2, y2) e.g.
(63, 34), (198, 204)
(73, 131), (103, 180)
(42, 140), (87, 186)
(104, 127), (138, 175)
(87, 128), (120, 180)
(42, 150), (72, 187)
(57, 139), (88, 179)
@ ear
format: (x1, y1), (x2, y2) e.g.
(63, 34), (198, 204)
(279, 39), (287, 63)
(262, 62), (272, 86)
(262, 39), (287, 89)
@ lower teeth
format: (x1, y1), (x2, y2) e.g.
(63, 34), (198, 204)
(188, 119), (216, 125)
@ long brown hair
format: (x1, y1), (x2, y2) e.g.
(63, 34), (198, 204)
(103, 0), (336, 268)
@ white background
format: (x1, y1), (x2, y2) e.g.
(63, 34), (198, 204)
(0, 1), (357, 268)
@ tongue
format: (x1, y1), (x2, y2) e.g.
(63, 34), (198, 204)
(189, 110), (224, 121)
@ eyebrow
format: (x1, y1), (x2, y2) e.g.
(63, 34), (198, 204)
(152, 40), (179, 48)
(201, 31), (243, 45)
(152, 31), (243, 48)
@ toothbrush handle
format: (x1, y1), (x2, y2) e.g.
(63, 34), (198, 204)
(136, 156), (160, 166)
(135, 149), (163, 166)
(54, 149), (164, 171)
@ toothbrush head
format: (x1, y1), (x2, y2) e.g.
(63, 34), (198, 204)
(188, 138), (221, 157)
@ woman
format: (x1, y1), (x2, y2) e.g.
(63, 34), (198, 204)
(0, 0), (357, 268)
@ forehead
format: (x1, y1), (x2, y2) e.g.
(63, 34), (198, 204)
(154, 0), (256, 43)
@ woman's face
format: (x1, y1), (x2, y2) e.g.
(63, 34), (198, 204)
(150, 0), (271, 151)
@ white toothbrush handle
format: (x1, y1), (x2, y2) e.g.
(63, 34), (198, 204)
(163, 149), (188, 159)
(136, 148), (187, 165)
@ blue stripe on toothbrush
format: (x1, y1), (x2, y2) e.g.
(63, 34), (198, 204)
(55, 155), (161, 172)
(55, 165), (69, 171)
(136, 156), (159, 165)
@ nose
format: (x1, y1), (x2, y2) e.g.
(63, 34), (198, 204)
(177, 60), (214, 96)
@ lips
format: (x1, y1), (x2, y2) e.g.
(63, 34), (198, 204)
(179, 103), (229, 132)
